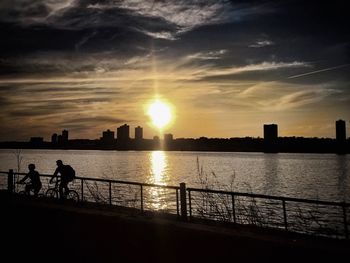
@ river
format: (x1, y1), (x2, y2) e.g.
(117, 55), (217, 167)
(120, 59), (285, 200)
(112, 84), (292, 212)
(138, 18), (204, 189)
(0, 149), (349, 202)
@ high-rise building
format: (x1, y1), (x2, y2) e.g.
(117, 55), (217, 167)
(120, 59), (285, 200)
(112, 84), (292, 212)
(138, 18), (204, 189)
(57, 135), (63, 144)
(62, 129), (69, 143)
(163, 133), (174, 150)
(51, 133), (58, 144)
(135, 126), (143, 140)
(264, 124), (278, 142)
(153, 135), (160, 150)
(263, 124), (278, 153)
(117, 124), (130, 141)
(336, 119), (346, 142)
(101, 129), (115, 144)
(164, 133), (173, 143)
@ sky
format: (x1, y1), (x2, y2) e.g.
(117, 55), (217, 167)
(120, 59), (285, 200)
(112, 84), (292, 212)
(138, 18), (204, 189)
(0, 0), (349, 141)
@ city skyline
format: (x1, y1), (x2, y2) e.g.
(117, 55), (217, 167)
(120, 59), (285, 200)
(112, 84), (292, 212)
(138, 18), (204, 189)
(11, 119), (349, 142)
(0, 1), (349, 141)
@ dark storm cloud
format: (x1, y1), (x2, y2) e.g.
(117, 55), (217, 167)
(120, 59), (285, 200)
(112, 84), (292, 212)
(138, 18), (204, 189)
(0, 0), (279, 75)
(0, 0), (231, 50)
(0, 0), (348, 81)
(0, 0), (176, 72)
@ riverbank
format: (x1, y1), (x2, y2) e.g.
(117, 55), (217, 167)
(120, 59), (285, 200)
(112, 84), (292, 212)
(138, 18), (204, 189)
(1, 192), (348, 263)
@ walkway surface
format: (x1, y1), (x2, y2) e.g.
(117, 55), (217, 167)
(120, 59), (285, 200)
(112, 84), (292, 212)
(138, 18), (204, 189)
(1, 191), (349, 263)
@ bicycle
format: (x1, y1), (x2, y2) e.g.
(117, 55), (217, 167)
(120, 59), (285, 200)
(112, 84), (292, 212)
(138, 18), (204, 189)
(16, 181), (44, 197)
(45, 178), (79, 202)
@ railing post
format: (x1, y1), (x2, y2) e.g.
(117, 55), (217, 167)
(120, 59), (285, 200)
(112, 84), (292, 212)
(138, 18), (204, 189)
(188, 190), (192, 219)
(282, 199), (288, 230)
(81, 179), (84, 202)
(231, 194), (236, 224)
(8, 169), (14, 193)
(176, 189), (180, 217)
(180, 183), (187, 221)
(342, 204), (348, 239)
(109, 181), (112, 206)
(140, 185), (144, 213)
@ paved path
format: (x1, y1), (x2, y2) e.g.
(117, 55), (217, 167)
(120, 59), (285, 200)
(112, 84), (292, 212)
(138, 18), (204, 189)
(2, 192), (349, 262)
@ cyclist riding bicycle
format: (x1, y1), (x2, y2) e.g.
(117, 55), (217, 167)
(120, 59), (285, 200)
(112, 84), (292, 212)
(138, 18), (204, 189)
(50, 160), (75, 200)
(18, 163), (42, 197)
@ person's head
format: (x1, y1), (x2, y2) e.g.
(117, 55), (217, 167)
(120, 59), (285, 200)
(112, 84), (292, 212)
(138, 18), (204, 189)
(56, 160), (63, 167)
(28, 163), (35, 171)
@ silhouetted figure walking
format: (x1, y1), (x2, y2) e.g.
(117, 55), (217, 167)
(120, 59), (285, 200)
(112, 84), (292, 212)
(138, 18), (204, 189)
(18, 163), (42, 197)
(50, 160), (75, 200)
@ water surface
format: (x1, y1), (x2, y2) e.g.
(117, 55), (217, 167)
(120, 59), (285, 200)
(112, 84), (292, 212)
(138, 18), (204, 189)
(0, 149), (349, 202)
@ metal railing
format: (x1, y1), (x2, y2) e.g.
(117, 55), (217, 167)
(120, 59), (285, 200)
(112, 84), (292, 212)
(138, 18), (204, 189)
(1, 169), (349, 239)
(187, 187), (349, 239)
(0, 170), (180, 216)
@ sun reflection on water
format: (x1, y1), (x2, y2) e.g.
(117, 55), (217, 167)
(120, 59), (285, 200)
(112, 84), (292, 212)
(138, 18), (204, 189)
(148, 151), (169, 210)
(150, 151), (167, 184)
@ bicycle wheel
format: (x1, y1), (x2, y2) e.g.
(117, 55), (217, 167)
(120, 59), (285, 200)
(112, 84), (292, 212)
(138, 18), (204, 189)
(66, 190), (79, 202)
(18, 190), (27, 195)
(45, 188), (58, 199)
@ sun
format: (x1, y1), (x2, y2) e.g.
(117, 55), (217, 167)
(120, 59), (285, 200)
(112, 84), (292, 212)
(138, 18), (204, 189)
(147, 99), (172, 129)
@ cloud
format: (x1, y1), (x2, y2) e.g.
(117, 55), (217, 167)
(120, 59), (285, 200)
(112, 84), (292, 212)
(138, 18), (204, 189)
(136, 30), (178, 40)
(0, 0), (275, 43)
(249, 39), (274, 48)
(0, 0), (76, 23)
(75, 31), (98, 50)
(187, 50), (227, 60)
(0, 0), (230, 39)
(116, 0), (230, 32)
(63, 116), (128, 126)
(238, 81), (341, 111)
(273, 90), (331, 110)
(196, 61), (310, 79)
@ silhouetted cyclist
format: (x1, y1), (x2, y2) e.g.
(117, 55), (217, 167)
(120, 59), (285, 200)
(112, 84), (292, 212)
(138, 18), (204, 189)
(50, 160), (75, 200)
(18, 163), (42, 197)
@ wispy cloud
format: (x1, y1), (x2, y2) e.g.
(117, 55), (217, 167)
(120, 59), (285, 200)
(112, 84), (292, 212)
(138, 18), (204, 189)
(75, 31), (98, 51)
(187, 50), (227, 60)
(136, 30), (178, 40)
(238, 81), (339, 111)
(249, 39), (274, 48)
(0, 0), (230, 37)
(0, 0), (275, 42)
(197, 61), (310, 78)
(117, 0), (230, 32)
(0, 0), (76, 24)
(272, 90), (332, 110)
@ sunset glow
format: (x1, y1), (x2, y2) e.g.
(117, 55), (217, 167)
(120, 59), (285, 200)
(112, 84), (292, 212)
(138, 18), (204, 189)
(0, 1), (348, 141)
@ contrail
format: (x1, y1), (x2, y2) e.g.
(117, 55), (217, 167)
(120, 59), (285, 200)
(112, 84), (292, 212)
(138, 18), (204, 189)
(288, 63), (350, 79)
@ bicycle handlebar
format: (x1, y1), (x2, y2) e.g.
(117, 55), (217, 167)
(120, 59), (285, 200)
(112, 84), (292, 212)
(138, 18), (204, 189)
(49, 177), (62, 184)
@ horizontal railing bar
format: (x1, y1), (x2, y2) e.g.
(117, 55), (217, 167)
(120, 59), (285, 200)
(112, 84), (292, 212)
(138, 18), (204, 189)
(187, 187), (350, 207)
(0, 171), (179, 190)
